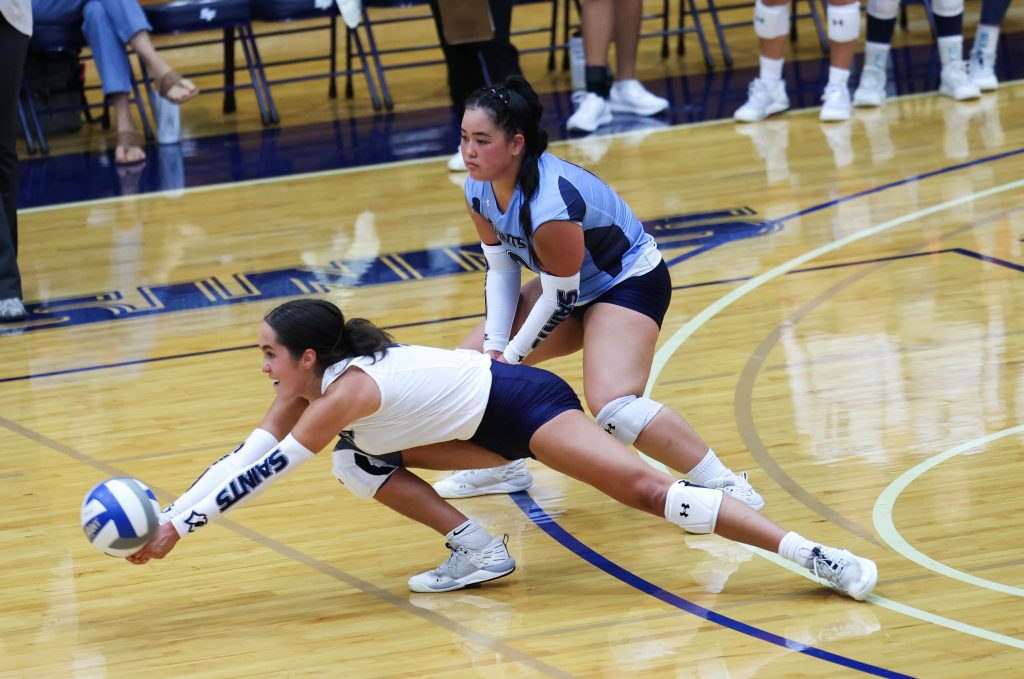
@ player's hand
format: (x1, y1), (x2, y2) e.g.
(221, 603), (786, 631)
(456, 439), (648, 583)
(486, 350), (504, 361)
(126, 522), (180, 564)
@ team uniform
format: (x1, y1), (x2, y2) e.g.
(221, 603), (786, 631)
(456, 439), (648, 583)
(465, 151), (670, 365)
(163, 344), (581, 539)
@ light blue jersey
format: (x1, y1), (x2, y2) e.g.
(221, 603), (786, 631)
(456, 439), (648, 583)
(465, 152), (656, 303)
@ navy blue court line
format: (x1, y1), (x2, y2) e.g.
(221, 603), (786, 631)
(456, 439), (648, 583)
(951, 248), (1024, 273)
(509, 492), (915, 678)
(4, 248), (1020, 385)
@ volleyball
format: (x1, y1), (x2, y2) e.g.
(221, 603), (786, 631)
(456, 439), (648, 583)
(81, 477), (161, 557)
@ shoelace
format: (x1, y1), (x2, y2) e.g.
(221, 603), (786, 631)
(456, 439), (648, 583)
(810, 547), (846, 585)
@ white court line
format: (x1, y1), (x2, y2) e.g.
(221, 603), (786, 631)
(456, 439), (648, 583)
(873, 425), (1024, 598)
(644, 175), (1024, 649)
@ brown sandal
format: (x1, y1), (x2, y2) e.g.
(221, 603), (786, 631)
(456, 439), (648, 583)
(157, 70), (198, 104)
(115, 130), (146, 165)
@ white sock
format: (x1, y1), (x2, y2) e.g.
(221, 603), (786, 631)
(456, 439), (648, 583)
(937, 35), (964, 66)
(759, 56), (785, 84)
(974, 25), (999, 57)
(447, 519), (491, 549)
(686, 449), (731, 485)
(828, 66), (851, 88)
(864, 41), (890, 71)
(779, 531), (817, 568)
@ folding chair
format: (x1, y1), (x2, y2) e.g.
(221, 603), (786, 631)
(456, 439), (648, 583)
(142, 0), (275, 125)
(249, 0), (384, 118)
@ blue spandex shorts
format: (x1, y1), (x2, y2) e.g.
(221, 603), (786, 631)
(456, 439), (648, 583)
(470, 360), (583, 460)
(571, 259), (671, 328)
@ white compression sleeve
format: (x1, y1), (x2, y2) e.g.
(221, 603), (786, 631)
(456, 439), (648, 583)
(159, 428), (280, 523)
(481, 242), (522, 354)
(503, 271), (580, 364)
(169, 434), (316, 538)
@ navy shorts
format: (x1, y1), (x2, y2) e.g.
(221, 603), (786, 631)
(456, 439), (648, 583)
(571, 259), (672, 328)
(470, 360), (583, 460)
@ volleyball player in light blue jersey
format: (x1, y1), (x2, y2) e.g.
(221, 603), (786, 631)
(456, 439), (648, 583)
(425, 77), (768, 508)
(463, 150), (658, 312)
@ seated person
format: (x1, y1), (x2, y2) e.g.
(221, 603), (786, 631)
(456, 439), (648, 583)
(33, 0), (198, 163)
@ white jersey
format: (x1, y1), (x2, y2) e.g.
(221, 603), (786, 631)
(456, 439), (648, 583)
(320, 345), (493, 455)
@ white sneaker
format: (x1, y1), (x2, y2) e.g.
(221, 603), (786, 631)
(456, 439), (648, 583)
(939, 60), (981, 101)
(567, 91), (613, 133)
(968, 50), (998, 91)
(734, 78), (789, 122)
(819, 83), (851, 122)
(608, 79), (669, 116)
(704, 471), (765, 511)
(853, 66), (887, 107)
(447, 146), (466, 172)
(408, 534), (516, 592)
(0, 297), (27, 321)
(433, 459), (533, 498)
(806, 545), (878, 601)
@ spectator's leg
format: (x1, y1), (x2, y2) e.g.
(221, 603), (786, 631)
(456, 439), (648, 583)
(0, 15), (28, 312)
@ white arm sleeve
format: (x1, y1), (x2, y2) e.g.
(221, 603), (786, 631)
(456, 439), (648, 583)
(481, 242), (523, 354)
(159, 428), (280, 523)
(502, 271), (580, 364)
(169, 434), (316, 538)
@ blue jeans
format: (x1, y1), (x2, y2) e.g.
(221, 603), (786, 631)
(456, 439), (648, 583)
(33, 0), (152, 96)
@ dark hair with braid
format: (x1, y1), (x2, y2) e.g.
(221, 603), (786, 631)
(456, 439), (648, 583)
(264, 299), (393, 374)
(464, 75), (549, 245)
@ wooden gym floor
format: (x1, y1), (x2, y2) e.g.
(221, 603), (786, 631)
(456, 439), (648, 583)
(3, 1), (1023, 676)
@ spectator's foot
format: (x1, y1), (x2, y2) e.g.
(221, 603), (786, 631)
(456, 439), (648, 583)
(157, 70), (199, 105)
(939, 60), (981, 101)
(968, 50), (998, 92)
(0, 298), (27, 322)
(567, 92), (613, 133)
(734, 78), (789, 122)
(115, 131), (146, 165)
(608, 79), (669, 116)
(853, 66), (887, 107)
(819, 83), (852, 122)
(447, 146), (466, 172)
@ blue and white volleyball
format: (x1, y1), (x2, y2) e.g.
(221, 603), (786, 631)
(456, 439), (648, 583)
(81, 477), (160, 557)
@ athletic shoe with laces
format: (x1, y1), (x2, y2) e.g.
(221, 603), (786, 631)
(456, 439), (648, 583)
(408, 534), (516, 592)
(0, 297), (27, 321)
(939, 60), (981, 101)
(806, 545), (878, 600)
(608, 79), (669, 116)
(819, 83), (851, 122)
(733, 78), (789, 122)
(567, 91), (613, 133)
(447, 146), (466, 171)
(433, 459), (533, 498)
(853, 65), (887, 107)
(968, 50), (998, 91)
(704, 471), (765, 511)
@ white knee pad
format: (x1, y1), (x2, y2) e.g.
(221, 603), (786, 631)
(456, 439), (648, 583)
(594, 395), (664, 446)
(866, 0), (899, 20)
(331, 441), (399, 500)
(827, 3), (861, 42)
(754, 0), (790, 39)
(930, 0), (962, 17)
(664, 480), (723, 534)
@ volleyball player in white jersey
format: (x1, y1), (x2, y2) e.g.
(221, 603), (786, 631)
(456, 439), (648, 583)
(131, 299), (877, 601)
(427, 75), (765, 510)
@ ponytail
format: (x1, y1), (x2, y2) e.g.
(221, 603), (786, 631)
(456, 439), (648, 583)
(264, 299), (393, 373)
